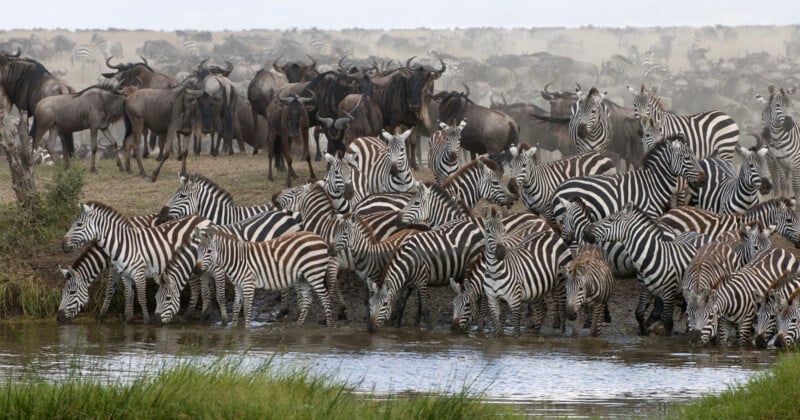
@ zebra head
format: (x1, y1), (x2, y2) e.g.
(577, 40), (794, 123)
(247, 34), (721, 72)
(736, 144), (772, 195)
(639, 117), (665, 151)
(507, 144), (538, 197)
(439, 119), (466, 157)
(158, 174), (204, 224)
(555, 196), (594, 245)
(271, 184), (307, 212)
(651, 134), (706, 189)
(475, 158), (515, 208)
(564, 245), (603, 322)
(62, 202), (115, 252)
(686, 286), (719, 346)
(333, 213), (356, 255)
(194, 226), (217, 274)
(483, 208), (506, 258)
(324, 153), (356, 201)
(774, 290), (800, 349)
(398, 182), (432, 227)
(757, 84), (796, 136)
(154, 271), (183, 326)
(450, 271), (479, 332)
(583, 202), (643, 244)
(381, 128), (413, 179)
(57, 265), (90, 323)
(770, 198), (800, 247)
(739, 221), (774, 264)
(628, 84), (659, 120)
(569, 87), (611, 152)
(367, 279), (391, 332)
(753, 288), (780, 348)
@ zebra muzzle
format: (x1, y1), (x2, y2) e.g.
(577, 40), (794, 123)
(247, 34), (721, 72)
(755, 333), (769, 348)
(759, 178), (772, 195)
(582, 228), (597, 244)
(344, 184), (355, 201)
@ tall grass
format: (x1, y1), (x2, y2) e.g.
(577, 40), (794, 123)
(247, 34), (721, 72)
(0, 357), (519, 419)
(668, 352), (800, 419)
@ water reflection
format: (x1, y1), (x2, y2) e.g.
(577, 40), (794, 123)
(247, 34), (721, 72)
(0, 322), (777, 418)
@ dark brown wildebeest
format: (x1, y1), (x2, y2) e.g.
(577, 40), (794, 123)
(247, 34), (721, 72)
(31, 83), (127, 172)
(190, 60), (238, 156)
(371, 56), (445, 170)
(432, 84), (519, 164)
(488, 94), (567, 152)
(272, 55), (318, 83)
(265, 92), (316, 186)
(102, 56), (178, 158)
(121, 83), (201, 181)
(318, 93), (383, 156)
(231, 96), (267, 152)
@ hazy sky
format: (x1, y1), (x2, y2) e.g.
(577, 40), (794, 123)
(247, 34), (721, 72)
(3, 0), (798, 31)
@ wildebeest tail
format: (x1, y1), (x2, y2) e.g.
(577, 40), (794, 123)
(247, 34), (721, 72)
(62, 131), (75, 157)
(122, 101), (132, 144)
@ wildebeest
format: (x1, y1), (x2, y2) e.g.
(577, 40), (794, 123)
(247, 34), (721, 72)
(190, 60), (238, 156)
(431, 84), (519, 163)
(0, 49), (74, 130)
(318, 93), (383, 156)
(231, 95), (267, 152)
(265, 92), (316, 186)
(371, 56), (446, 170)
(272, 55), (319, 83)
(121, 83), (201, 181)
(31, 83), (127, 172)
(488, 94), (567, 154)
(247, 68), (289, 156)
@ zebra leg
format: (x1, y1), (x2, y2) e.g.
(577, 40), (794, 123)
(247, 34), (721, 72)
(97, 268), (120, 323)
(133, 272), (149, 325)
(123, 275), (135, 324)
(311, 272), (335, 327)
(552, 281), (567, 332)
(660, 295), (676, 337)
(590, 304), (605, 337)
(528, 300), (546, 334)
(326, 261), (347, 321)
(294, 281), (314, 326)
(199, 273), (212, 320)
(486, 294), (503, 336)
(214, 271), (228, 325)
(184, 275), (200, 319)
(231, 283), (242, 327)
(635, 286), (652, 336)
(417, 285), (433, 331)
(738, 318), (754, 347)
(509, 298), (522, 337)
(647, 297), (664, 328)
(242, 280), (256, 330)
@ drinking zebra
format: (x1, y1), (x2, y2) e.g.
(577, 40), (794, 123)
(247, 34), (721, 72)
(483, 209), (570, 336)
(773, 287), (800, 348)
(753, 272), (800, 348)
(561, 244), (614, 337)
(195, 228), (338, 329)
(756, 84), (800, 199)
(584, 203), (710, 336)
(508, 144), (616, 226)
(428, 120), (466, 185)
(629, 84), (739, 162)
(569, 86), (613, 153)
(61, 202), (211, 324)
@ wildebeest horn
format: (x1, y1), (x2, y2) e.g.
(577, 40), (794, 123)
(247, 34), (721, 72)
(501, 93), (508, 105)
(105, 56), (122, 70)
(406, 56), (416, 68)
(10, 47), (21, 58)
(334, 116), (351, 130)
(338, 55), (349, 73)
(272, 54), (284, 72)
(298, 88), (316, 104)
(139, 56), (149, 66)
(197, 58), (209, 71)
(224, 60), (233, 74)
(349, 95), (363, 115)
(542, 82), (556, 99)
(433, 57), (446, 74)
(306, 55), (317, 70)
(575, 82), (583, 93)
(461, 83), (470, 98)
(279, 93), (296, 104)
(317, 115), (334, 128)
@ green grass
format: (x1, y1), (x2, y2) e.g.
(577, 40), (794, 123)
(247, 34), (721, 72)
(0, 357), (519, 419)
(668, 351), (800, 419)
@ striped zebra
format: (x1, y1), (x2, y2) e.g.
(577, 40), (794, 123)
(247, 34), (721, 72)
(659, 198), (800, 246)
(483, 209), (570, 336)
(70, 45), (97, 66)
(346, 130), (416, 195)
(629, 85), (739, 162)
(321, 153), (359, 213)
(368, 217), (485, 331)
(584, 202), (710, 336)
(753, 271), (800, 348)
(428, 120), (466, 185)
(608, 54), (669, 82)
(177, 40), (200, 57)
(61, 202), (211, 324)
(756, 84), (800, 200)
(569, 86), (613, 153)
(195, 228), (338, 329)
(154, 209), (303, 325)
(354, 157), (515, 215)
(158, 173), (276, 224)
(683, 221), (774, 336)
(688, 247), (800, 346)
(561, 244), (614, 337)
(689, 146), (771, 214)
(508, 144), (616, 226)
(773, 287), (800, 348)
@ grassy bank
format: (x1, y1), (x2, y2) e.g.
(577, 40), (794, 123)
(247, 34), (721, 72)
(669, 351), (800, 419)
(0, 358), (518, 419)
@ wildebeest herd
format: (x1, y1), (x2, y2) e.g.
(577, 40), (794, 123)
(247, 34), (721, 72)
(2, 28), (800, 351)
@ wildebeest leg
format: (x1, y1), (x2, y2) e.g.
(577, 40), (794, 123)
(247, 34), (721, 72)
(89, 128), (99, 173)
(150, 130), (175, 182)
(101, 128), (123, 170)
(58, 131), (71, 169)
(302, 131), (316, 182)
(128, 120), (147, 177)
(267, 132), (277, 182)
(284, 136), (296, 187)
(193, 132), (203, 156)
(407, 126), (419, 171)
(141, 128), (150, 159)
(311, 126), (323, 161)
(178, 133), (189, 176)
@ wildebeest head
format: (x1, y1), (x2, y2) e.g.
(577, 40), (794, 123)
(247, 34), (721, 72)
(404, 56), (446, 112)
(194, 58), (234, 79)
(280, 91), (315, 137)
(318, 94), (359, 143)
(273, 54), (318, 83)
(541, 82), (578, 117)
(337, 56), (376, 97)
(432, 83), (472, 125)
(102, 56), (159, 87)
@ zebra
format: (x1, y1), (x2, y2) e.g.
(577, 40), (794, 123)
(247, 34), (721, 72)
(157, 173), (276, 224)
(688, 247), (800, 346)
(569, 86), (613, 153)
(628, 84), (739, 162)
(195, 228), (338, 329)
(177, 40), (200, 57)
(561, 244), (614, 337)
(61, 202), (211, 324)
(584, 202), (710, 336)
(368, 217), (485, 331)
(689, 145), (772, 215)
(607, 54), (669, 82)
(508, 143), (616, 226)
(483, 208), (570, 336)
(683, 221), (774, 335)
(70, 45), (97, 66)
(154, 209), (303, 325)
(346, 130), (416, 195)
(773, 287), (800, 348)
(321, 153), (360, 213)
(428, 119), (466, 185)
(354, 157), (515, 215)
(752, 271), (800, 348)
(659, 198), (800, 246)
(756, 84), (800, 200)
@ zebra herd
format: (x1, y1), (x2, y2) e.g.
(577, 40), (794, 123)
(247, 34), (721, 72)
(56, 83), (800, 350)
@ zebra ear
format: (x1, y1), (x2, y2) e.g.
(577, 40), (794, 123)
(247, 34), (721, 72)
(765, 224), (777, 236)
(557, 196), (571, 210)
(627, 85), (636, 96)
(524, 146), (538, 160)
(789, 84), (797, 95)
(449, 278), (462, 294)
(81, 203), (93, 214)
(757, 147), (769, 157)
(649, 86), (658, 96)
(509, 146), (518, 157)
(458, 119), (467, 130)
(380, 130), (392, 142)
(558, 265), (569, 278)
(58, 266), (70, 279)
(438, 121), (448, 130)
(755, 94), (767, 104)
(736, 146), (751, 157)
(398, 128), (413, 143)
(367, 280), (378, 294)
(324, 153), (335, 164)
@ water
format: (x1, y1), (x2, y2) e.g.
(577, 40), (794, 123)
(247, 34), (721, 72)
(0, 322), (776, 418)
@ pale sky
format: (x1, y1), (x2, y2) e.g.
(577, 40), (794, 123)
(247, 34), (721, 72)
(2, 0), (798, 31)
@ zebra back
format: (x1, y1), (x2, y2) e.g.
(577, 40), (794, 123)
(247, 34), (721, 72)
(158, 173), (273, 224)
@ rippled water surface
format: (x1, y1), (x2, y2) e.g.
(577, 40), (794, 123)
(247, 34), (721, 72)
(0, 322), (777, 418)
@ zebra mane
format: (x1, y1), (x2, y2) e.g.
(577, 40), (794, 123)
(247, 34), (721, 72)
(71, 245), (107, 270)
(186, 173), (235, 206)
(353, 214), (379, 243)
(306, 183), (338, 214)
(429, 183), (471, 216)
(444, 157), (499, 187)
(745, 197), (795, 217)
(84, 200), (132, 226)
(208, 227), (243, 244)
(516, 143), (533, 153)
(639, 136), (677, 167)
